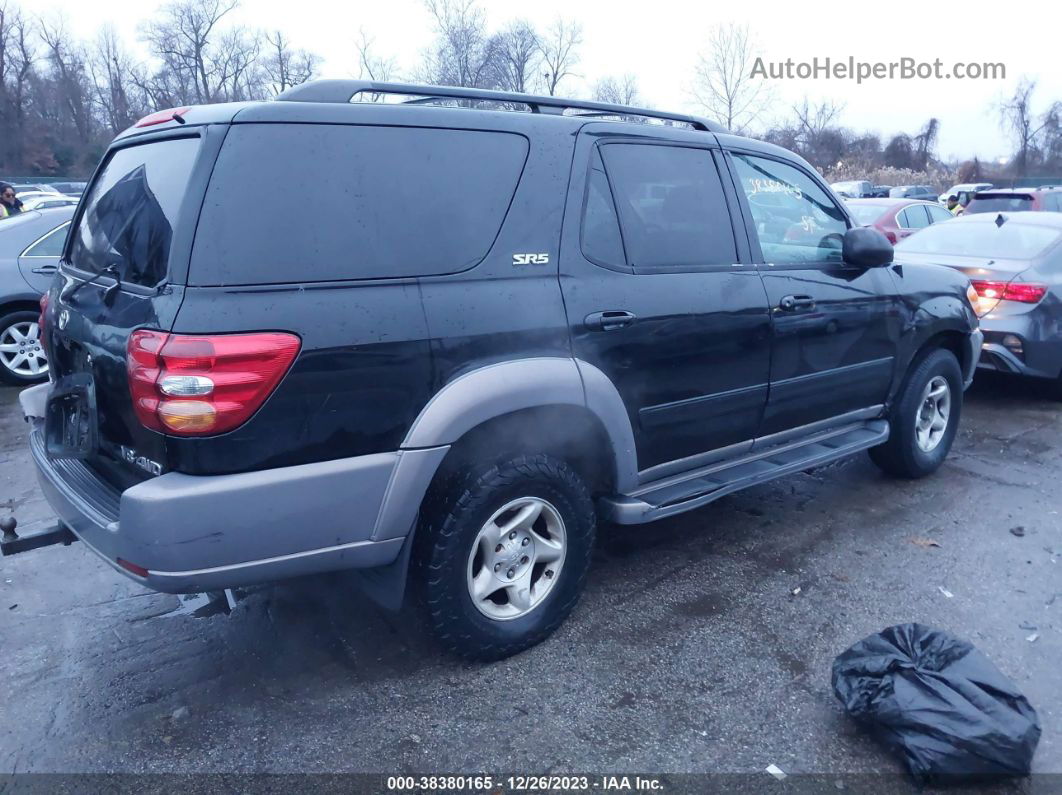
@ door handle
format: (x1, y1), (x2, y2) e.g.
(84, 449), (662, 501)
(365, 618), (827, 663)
(778, 295), (816, 312)
(585, 310), (637, 331)
(31, 266), (58, 275)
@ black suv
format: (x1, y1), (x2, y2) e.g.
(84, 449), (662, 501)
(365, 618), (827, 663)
(19, 81), (981, 660)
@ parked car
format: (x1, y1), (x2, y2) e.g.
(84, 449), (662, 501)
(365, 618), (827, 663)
(831, 180), (874, 198)
(871, 185), (892, 198)
(890, 185), (938, 200)
(895, 212), (1062, 391)
(964, 188), (1062, 214)
(19, 195), (79, 212)
(48, 181), (88, 196)
(846, 198), (954, 244)
(11, 183), (60, 195)
(18, 81), (981, 660)
(0, 207), (75, 384)
(938, 182), (993, 204)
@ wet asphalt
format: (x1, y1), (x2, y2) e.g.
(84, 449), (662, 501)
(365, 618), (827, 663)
(0, 373), (1060, 787)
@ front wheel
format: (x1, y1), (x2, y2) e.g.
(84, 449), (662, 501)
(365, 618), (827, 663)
(414, 454), (596, 661)
(869, 348), (963, 478)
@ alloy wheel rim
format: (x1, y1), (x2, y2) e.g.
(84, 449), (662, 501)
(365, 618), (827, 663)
(915, 375), (951, 453)
(466, 496), (567, 621)
(0, 321), (48, 378)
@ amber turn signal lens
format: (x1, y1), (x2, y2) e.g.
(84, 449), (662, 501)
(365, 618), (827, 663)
(157, 400), (217, 432)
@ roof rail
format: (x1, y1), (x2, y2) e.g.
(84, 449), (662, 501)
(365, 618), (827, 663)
(275, 79), (725, 133)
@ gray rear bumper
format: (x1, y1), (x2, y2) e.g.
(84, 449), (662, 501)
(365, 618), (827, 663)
(22, 384), (447, 593)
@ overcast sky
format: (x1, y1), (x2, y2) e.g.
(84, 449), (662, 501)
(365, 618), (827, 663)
(31, 0), (1061, 162)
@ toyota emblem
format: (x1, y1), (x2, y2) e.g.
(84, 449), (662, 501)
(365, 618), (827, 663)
(58, 309), (69, 330)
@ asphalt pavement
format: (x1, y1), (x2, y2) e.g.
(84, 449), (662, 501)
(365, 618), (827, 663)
(1, 373), (1059, 789)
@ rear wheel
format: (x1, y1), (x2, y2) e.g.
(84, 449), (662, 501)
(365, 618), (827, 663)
(415, 454), (595, 661)
(870, 348), (962, 478)
(0, 310), (48, 385)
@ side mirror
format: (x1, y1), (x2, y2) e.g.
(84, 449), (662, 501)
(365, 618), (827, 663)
(843, 226), (893, 268)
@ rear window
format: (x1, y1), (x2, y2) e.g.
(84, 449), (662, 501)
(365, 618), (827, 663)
(966, 195), (1034, 213)
(847, 204), (884, 225)
(896, 220), (1062, 259)
(68, 137), (199, 287)
(190, 124), (529, 284)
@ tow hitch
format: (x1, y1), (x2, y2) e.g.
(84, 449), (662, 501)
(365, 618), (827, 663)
(1, 517), (77, 557)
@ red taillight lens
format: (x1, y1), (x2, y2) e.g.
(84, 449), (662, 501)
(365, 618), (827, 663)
(127, 330), (300, 436)
(970, 280), (1048, 304)
(39, 293), (49, 346)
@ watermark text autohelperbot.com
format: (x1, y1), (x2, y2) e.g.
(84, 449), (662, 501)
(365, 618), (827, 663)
(751, 57), (1005, 84)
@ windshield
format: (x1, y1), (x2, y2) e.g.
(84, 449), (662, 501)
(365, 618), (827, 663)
(896, 219), (1061, 259)
(68, 136), (199, 287)
(847, 204), (884, 225)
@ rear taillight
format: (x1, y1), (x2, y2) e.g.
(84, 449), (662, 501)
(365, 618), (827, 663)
(127, 330), (301, 436)
(39, 293), (49, 346)
(970, 279), (1048, 311)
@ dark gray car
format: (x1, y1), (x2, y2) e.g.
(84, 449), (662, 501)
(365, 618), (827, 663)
(895, 211), (1062, 390)
(0, 207), (74, 384)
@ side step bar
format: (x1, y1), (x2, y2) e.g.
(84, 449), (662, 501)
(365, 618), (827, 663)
(600, 420), (889, 525)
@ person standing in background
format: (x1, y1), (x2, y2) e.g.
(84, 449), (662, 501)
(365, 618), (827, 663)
(0, 184), (24, 219)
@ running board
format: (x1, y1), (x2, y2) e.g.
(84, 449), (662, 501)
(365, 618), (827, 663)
(600, 420), (889, 525)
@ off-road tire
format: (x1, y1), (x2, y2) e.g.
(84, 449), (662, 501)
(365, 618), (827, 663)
(869, 348), (963, 478)
(414, 454), (595, 662)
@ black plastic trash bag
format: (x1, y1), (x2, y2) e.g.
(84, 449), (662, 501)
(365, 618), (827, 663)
(832, 623), (1040, 781)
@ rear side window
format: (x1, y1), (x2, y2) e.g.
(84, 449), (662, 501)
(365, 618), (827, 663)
(581, 149), (626, 268)
(899, 206), (930, 229)
(69, 137), (199, 287)
(926, 205), (953, 223)
(600, 144), (737, 271)
(23, 223), (70, 257)
(191, 124), (528, 284)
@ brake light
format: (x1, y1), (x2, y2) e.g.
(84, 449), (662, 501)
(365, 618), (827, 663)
(127, 330), (301, 436)
(134, 106), (191, 127)
(39, 293), (49, 346)
(970, 280), (1048, 304)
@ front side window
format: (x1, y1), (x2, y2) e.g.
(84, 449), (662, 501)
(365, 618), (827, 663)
(600, 144), (737, 271)
(23, 223), (70, 257)
(926, 205), (953, 223)
(731, 153), (848, 265)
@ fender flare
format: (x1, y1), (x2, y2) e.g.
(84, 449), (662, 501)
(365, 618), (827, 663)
(400, 357), (639, 493)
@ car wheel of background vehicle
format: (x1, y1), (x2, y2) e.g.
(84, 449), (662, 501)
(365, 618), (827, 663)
(869, 348), (962, 479)
(0, 310), (49, 385)
(414, 453), (595, 662)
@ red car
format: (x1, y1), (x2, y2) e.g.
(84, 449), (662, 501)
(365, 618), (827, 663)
(845, 198), (954, 244)
(964, 188), (1062, 214)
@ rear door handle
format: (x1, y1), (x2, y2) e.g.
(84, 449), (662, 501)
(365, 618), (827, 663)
(778, 295), (816, 312)
(585, 310), (637, 331)
(31, 266), (58, 275)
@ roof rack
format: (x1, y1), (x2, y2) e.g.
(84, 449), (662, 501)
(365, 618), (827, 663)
(275, 79), (725, 133)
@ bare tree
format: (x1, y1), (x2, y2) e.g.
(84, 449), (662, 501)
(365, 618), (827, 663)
(419, 0), (499, 89)
(39, 16), (96, 142)
(355, 28), (398, 83)
(999, 79), (1053, 177)
(261, 30), (318, 95)
(493, 19), (538, 93)
(537, 17), (580, 96)
(692, 23), (770, 133)
(912, 117), (939, 171)
(0, 2), (40, 170)
(90, 25), (148, 133)
(140, 0), (255, 105)
(593, 74), (640, 106)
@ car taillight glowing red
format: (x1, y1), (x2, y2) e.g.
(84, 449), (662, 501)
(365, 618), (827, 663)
(39, 293), (49, 346)
(970, 280), (1048, 304)
(127, 330), (300, 436)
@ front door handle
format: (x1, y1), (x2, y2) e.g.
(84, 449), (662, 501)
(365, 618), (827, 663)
(778, 295), (816, 312)
(585, 310), (637, 331)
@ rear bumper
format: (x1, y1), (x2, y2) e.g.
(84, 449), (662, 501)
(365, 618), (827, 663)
(22, 384), (447, 593)
(976, 315), (1061, 381)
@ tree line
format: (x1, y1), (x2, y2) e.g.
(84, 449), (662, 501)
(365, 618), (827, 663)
(1, 0), (1058, 183)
